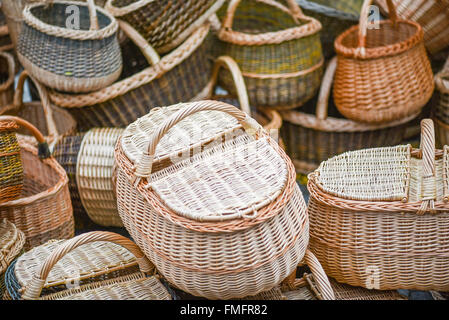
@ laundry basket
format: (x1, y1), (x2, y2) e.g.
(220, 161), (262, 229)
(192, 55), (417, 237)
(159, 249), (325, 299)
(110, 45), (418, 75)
(307, 119), (449, 291)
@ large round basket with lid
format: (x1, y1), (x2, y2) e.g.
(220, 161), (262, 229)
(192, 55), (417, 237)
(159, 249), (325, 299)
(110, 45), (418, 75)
(114, 100), (308, 299)
(307, 119), (449, 291)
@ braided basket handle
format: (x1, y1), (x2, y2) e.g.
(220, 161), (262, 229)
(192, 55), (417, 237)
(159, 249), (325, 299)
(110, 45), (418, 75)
(134, 101), (262, 183)
(209, 56), (252, 116)
(21, 231), (154, 300)
(417, 119), (437, 214)
(316, 56), (337, 120)
(87, 0), (99, 30)
(358, 0), (398, 49)
(0, 115), (51, 158)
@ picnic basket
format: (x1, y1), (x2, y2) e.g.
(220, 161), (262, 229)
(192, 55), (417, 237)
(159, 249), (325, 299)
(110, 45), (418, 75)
(0, 219), (25, 299)
(333, 0), (434, 124)
(376, 0), (449, 55)
(4, 231), (172, 300)
(47, 20), (212, 131)
(217, 0), (323, 110)
(307, 119), (449, 291)
(17, 0), (122, 93)
(114, 100), (309, 299)
(0, 51), (14, 109)
(0, 71), (77, 150)
(434, 56), (449, 147)
(0, 119), (74, 250)
(105, 0), (225, 54)
(280, 57), (418, 174)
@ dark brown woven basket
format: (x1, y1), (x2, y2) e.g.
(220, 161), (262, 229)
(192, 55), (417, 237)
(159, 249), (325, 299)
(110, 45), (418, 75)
(47, 21), (212, 131)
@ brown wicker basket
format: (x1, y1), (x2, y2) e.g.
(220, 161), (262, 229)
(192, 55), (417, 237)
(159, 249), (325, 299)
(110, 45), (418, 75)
(0, 122), (74, 250)
(0, 71), (77, 150)
(47, 20), (212, 131)
(280, 57), (418, 174)
(217, 0), (323, 110)
(376, 0), (449, 55)
(333, 0), (434, 124)
(307, 119), (449, 291)
(0, 51), (14, 110)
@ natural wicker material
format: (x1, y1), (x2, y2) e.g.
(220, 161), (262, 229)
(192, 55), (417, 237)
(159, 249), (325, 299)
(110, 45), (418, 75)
(17, 0), (122, 93)
(434, 56), (449, 146)
(333, 0), (434, 124)
(0, 71), (77, 150)
(47, 21), (212, 131)
(114, 100), (309, 299)
(0, 52), (14, 110)
(0, 131), (74, 250)
(0, 7), (14, 52)
(105, 0), (225, 54)
(297, 0), (361, 60)
(307, 119), (449, 291)
(217, 0), (323, 110)
(77, 128), (124, 227)
(376, 0), (449, 55)
(280, 57), (418, 174)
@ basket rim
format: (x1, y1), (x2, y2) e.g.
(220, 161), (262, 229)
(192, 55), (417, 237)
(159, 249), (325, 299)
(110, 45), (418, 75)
(297, 0), (360, 21)
(335, 19), (424, 59)
(105, 0), (158, 17)
(0, 119), (19, 131)
(23, 1), (118, 41)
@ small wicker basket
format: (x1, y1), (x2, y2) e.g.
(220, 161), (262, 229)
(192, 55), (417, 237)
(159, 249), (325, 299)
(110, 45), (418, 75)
(217, 0), (323, 110)
(307, 119), (449, 291)
(333, 0), (434, 124)
(17, 0), (122, 93)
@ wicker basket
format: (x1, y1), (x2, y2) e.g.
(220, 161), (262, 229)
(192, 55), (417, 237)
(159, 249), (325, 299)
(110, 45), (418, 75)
(0, 122), (74, 250)
(434, 56), (449, 147)
(307, 119), (449, 291)
(114, 100), (308, 299)
(217, 0), (323, 110)
(0, 51), (14, 110)
(376, 0), (449, 55)
(17, 0), (122, 93)
(5, 231), (171, 300)
(105, 0), (225, 54)
(47, 20), (212, 131)
(280, 57), (418, 174)
(0, 71), (77, 150)
(297, 0), (361, 60)
(0, 219), (25, 299)
(333, 0), (434, 124)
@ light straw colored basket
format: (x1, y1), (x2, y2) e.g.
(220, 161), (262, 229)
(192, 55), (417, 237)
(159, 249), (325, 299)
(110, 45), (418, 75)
(307, 119), (449, 291)
(114, 100), (309, 299)
(280, 57), (418, 174)
(333, 0), (434, 124)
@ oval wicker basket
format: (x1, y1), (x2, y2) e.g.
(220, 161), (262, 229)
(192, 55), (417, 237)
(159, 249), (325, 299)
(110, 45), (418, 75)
(114, 101), (309, 299)
(0, 51), (14, 109)
(0, 120), (74, 250)
(333, 0), (434, 124)
(280, 57), (418, 174)
(17, 0), (122, 93)
(105, 0), (225, 54)
(0, 71), (77, 150)
(307, 119), (449, 291)
(217, 0), (323, 110)
(47, 20), (212, 131)
(376, 0), (449, 55)
(4, 231), (171, 300)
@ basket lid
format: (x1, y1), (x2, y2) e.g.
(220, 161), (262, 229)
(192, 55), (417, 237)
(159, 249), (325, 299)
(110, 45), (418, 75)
(14, 239), (138, 290)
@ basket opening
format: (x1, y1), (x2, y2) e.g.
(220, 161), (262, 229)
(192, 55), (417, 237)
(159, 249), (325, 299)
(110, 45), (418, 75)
(30, 3), (112, 31)
(20, 148), (60, 194)
(339, 21), (418, 50)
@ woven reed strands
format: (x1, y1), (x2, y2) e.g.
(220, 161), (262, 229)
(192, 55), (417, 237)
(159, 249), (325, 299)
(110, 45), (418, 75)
(114, 101), (309, 299)
(105, 0), (225, 54)
(333, 0), (434, 124)
(307, 119), (449, 291)
(47, 21), (212, 131)
(0, 71), (77, 150)
(217, 0), (323, 110)
(434, 56), (449, 147)
(0, 120), (74, 250)
(280, 57), (417, 175)
(0, 51), (14, 110)
(296, 0), (362, 60)
(17, 0), (122, 93)
(0, 219), (25, 299)
(376, 0), (449, 55)
(8, 231), (170, 300)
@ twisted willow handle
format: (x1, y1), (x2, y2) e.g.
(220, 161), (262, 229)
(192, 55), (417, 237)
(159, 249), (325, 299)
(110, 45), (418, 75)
(22, 231), (154, 300)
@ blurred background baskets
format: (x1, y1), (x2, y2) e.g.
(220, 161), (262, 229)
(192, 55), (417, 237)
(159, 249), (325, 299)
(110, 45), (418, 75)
(434, 55), (449, 147)
(0, 51), (14, 109)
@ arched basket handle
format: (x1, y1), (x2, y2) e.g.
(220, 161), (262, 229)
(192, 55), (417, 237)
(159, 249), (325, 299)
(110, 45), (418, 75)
(21, 231), (154, 300)
(316, 57), (337, 120)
